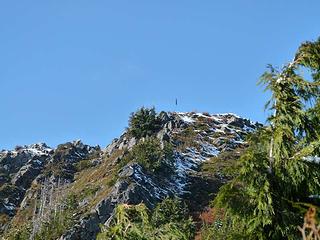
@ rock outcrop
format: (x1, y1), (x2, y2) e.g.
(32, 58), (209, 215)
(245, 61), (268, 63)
(0, 141), (101, 233)
(1, 111), (261, 239)
(59, 112), (260, 239)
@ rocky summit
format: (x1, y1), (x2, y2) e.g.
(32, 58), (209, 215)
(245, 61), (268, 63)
(0, 111), (261, 239)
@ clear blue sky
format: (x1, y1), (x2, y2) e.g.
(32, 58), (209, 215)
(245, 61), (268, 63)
(0, 1), (319, 149)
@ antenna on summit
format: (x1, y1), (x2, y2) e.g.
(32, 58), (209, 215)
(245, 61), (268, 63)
(174, 98), (178, 113)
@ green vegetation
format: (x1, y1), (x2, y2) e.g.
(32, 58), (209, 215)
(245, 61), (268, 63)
(128, 107), (162, 139)
(3, 37), (320, 240)
(201, 148), (244, 179)
(34, 194), (77, 240)
(97, 198), (195, 240)
(173, 126), (199, 151)
(69, 150), (124, 208)
(200, 209), (246, 240)
(151, 198), (190, 226)
(0, 213), (10, 231)
(124, 137), (174, 174)
(3, 149), (122, 239)
(6, 226), (31, 240)
(211, 38), (320, 239)
(0, 183), (19, 196)
(5, 194), (78, 240)
(75, 159), (95, 171)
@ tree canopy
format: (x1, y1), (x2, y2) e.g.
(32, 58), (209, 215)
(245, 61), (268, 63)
(214, 38), (320, 239)
(128, 107), (162, 139)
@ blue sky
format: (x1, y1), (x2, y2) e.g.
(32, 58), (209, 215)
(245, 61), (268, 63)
(0, 1), (319, 149)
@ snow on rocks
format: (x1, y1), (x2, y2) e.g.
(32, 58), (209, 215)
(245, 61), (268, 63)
(179, 115), (196, 123)
(54, 111), (261, 240)
(119, 163), (172, 201)
(171, 145), (220, 195)
(15, 143), (53, 156)
(167, 111), (260, 196)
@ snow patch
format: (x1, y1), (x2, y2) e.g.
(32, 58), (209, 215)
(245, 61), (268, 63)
(171, 143), (220, 196)
(130, 165), (170, 200)
(180, 115), (195, 123)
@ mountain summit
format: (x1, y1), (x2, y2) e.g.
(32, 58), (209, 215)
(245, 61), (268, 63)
(1, 111), (260, 239)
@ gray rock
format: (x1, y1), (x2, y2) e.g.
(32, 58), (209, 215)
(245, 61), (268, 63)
(60, 163), (174, 240)
(157, 129), (170, 142)
(0, 140), (102, 230)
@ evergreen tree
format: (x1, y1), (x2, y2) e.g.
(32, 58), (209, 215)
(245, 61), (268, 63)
(97, 199), (195, 240)
(128, 107), (162, 139)
(214, 38), (320, 239)
(125, 137), (174, 174)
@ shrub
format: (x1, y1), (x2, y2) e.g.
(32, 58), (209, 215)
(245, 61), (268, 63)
(151, 198), (189, 226)
(173, 126), (199, 151)
(97, 198), (195, 240)
(127, 137), (174, 174)
(6, 225), (31, 240)
(75, 159), (93, 171)
(201, 148), (244, 179)
(128, 107), (162, 139)
(200, 212), (247, 240)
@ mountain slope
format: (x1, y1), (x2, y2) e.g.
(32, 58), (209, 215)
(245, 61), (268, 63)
(1, 111), (260, 239)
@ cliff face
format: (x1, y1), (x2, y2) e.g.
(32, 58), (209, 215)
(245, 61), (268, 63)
(0, 111), (261, 239)
(0, 141), (101, 234)
(0, 143), (53, 218)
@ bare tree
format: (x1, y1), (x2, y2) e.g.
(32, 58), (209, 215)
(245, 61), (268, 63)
(30, 177), (67, 239)
(298, 207), (320, 240)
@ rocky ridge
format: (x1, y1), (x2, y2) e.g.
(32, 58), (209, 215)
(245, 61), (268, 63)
(0, 111), (261, 239)
(0, 141), (101, 233)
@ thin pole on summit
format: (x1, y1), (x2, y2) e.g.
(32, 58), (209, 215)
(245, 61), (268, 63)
(175, 98), (178, 112)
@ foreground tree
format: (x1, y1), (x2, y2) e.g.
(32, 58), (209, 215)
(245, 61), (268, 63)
(215, 38), (320, 239)
(97, 198), (195, 240)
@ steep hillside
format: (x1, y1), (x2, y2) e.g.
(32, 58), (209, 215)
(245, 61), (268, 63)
(0, 111), (260, 239)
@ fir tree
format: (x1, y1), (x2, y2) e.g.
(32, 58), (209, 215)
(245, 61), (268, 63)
(214, 38), (320, 239)
(128, 107), (162, 139)
(97, 199), (195, 240)
(125, 137), (174, 174)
